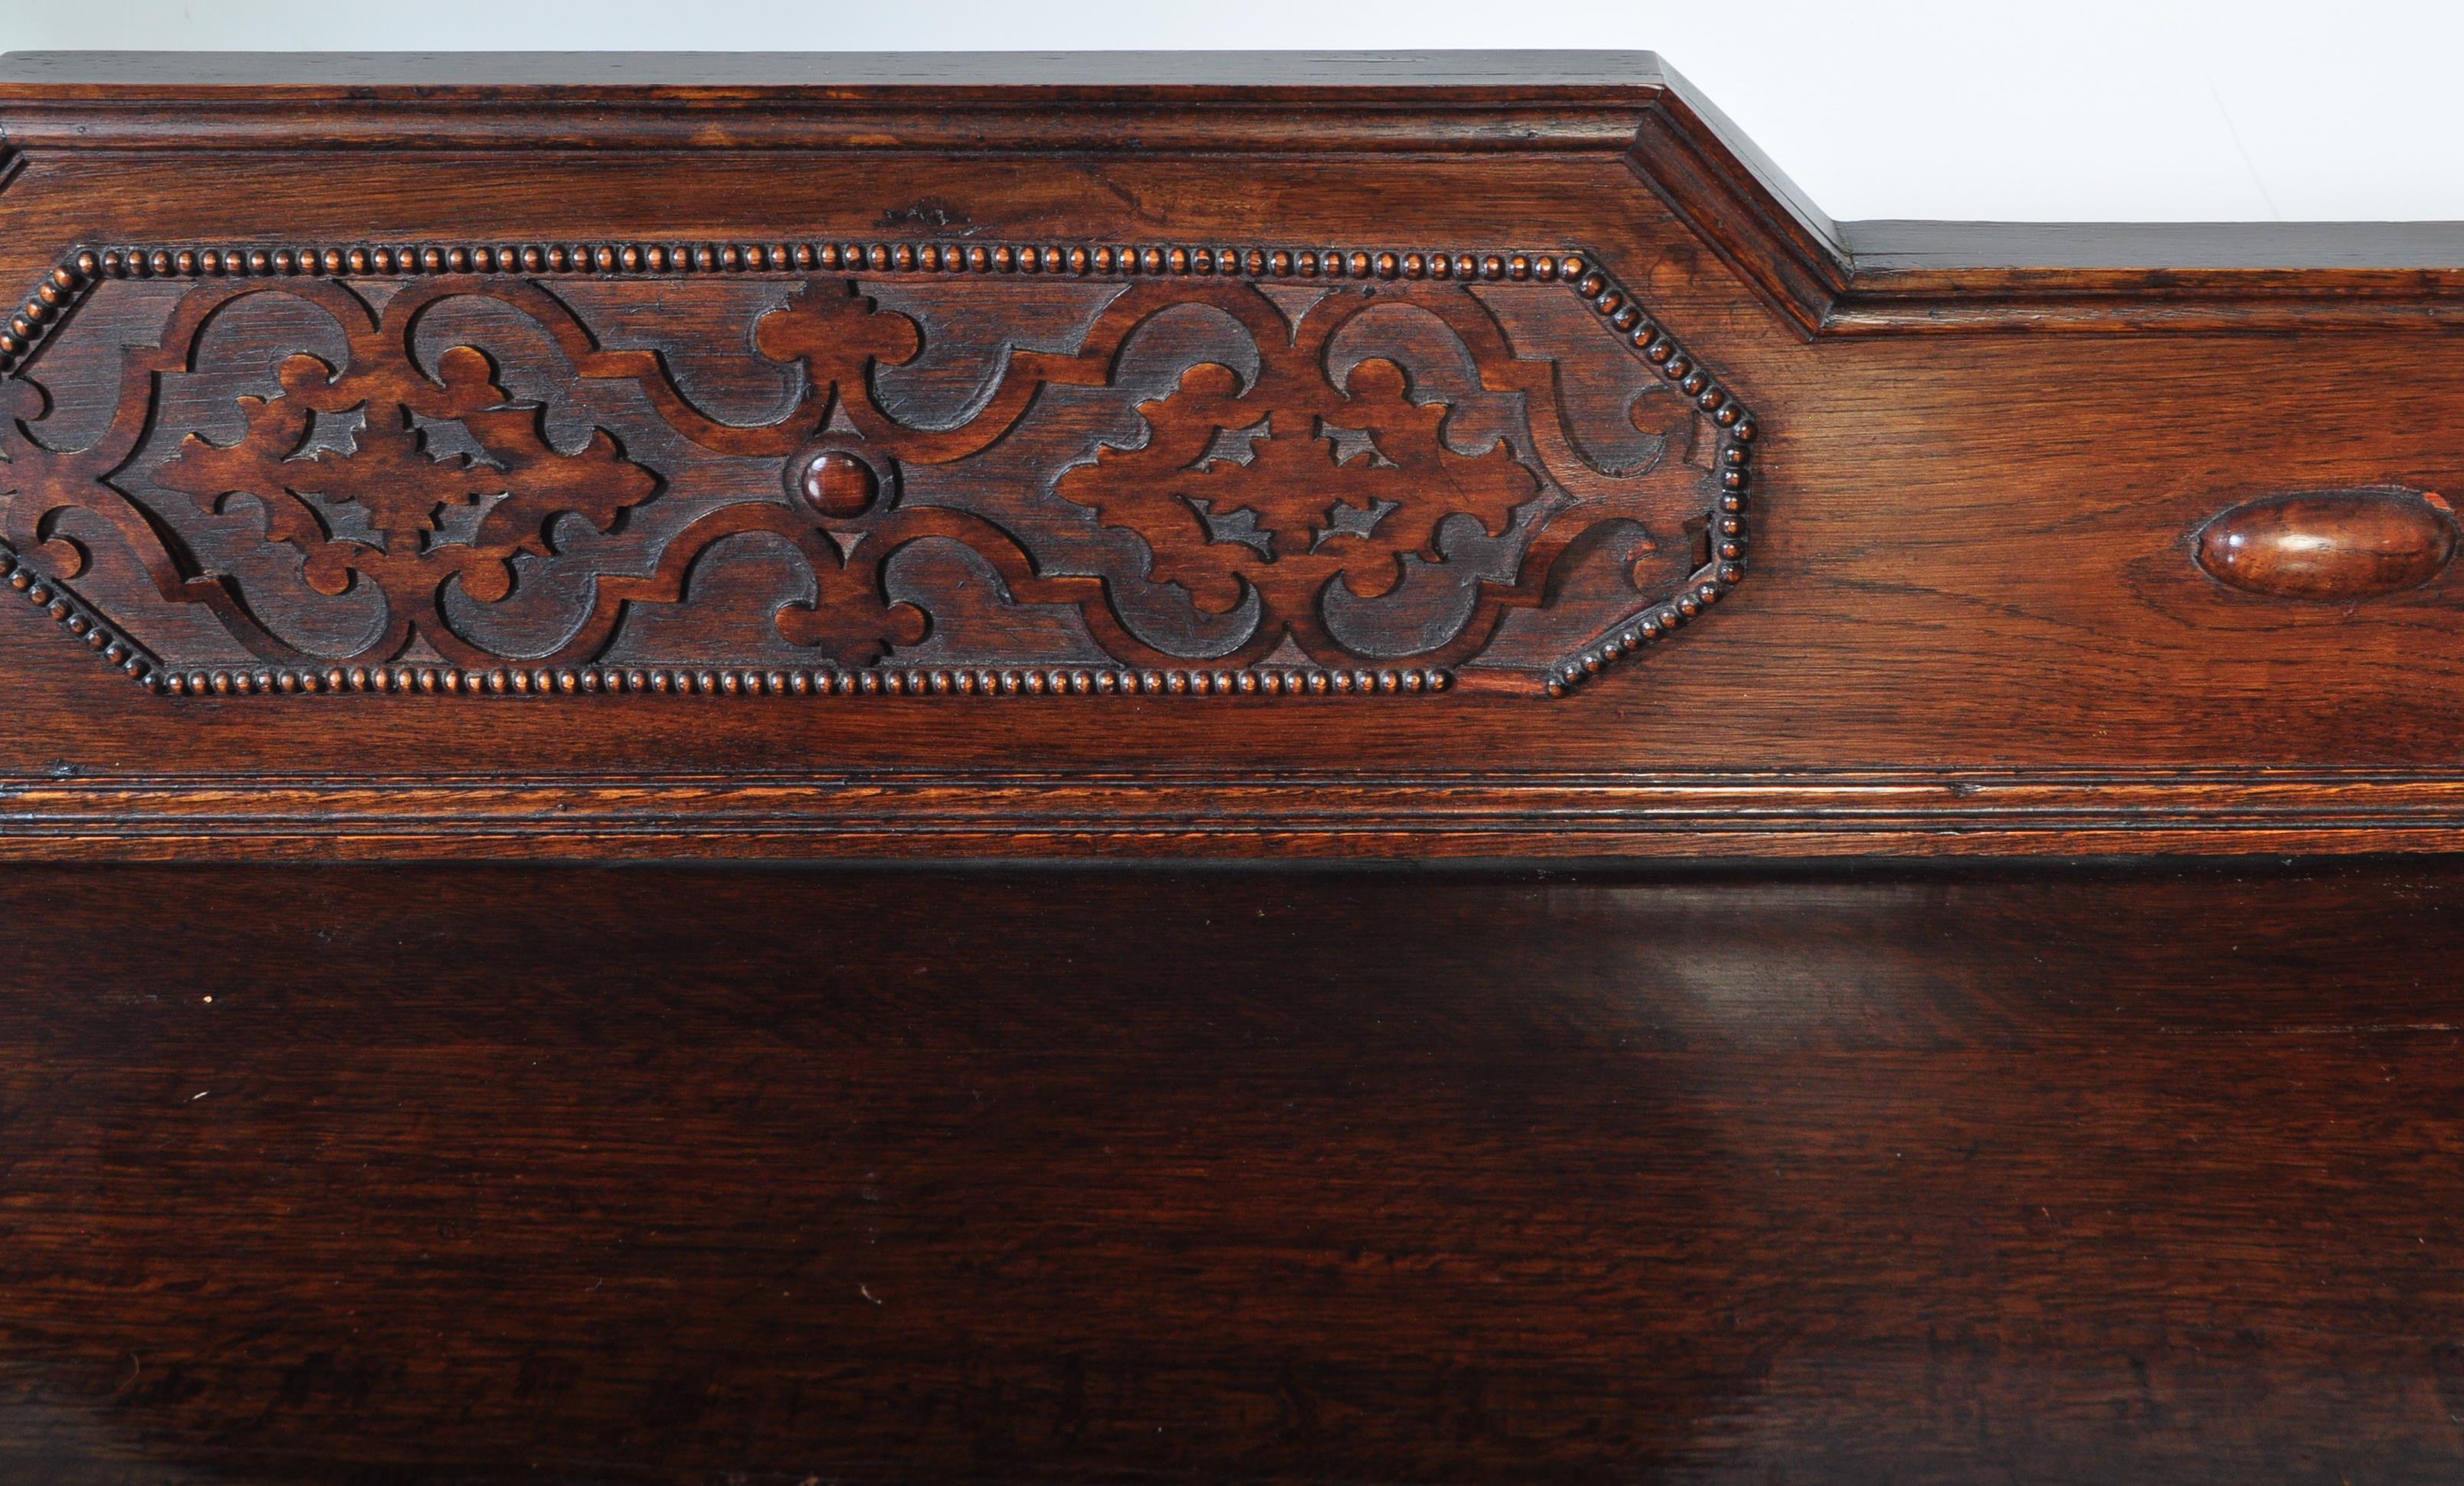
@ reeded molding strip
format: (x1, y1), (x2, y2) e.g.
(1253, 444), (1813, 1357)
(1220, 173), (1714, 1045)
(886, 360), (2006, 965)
(12, 769), (2464, 861)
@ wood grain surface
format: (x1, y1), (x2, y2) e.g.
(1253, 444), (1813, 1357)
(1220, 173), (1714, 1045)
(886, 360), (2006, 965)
(5, 51), (2464, 855)
(2, 858), (2459, 1483)
(4, 55), (2457, 1486)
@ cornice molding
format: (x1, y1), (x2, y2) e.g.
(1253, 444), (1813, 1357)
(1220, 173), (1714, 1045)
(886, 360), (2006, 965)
(6, 51), (2462, 336)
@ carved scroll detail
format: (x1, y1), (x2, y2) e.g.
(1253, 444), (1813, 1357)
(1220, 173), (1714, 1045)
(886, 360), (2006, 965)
(0, 239), (1758, 699)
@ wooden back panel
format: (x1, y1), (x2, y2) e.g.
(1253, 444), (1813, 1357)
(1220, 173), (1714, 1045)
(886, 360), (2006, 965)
(5, 51), (2464, 857)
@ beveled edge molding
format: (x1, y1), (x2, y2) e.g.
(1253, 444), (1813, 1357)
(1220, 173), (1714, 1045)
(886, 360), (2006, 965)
(8, 51), (2463, 339)
(1, 235), (1756, 699)
(1629, 68), (2464, 337)
(6, 769), (2464, 861)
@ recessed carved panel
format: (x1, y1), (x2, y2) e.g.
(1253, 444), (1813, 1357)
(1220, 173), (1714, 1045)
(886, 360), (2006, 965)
(0, 240), (1755, 699)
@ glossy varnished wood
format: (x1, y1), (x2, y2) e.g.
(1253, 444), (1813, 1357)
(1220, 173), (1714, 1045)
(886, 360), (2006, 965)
(5, 54), (2464, 854)
(2194, 487), (2459, 601)
(4, 54), (2459, 1486)
(1, 859), (2461, 1483)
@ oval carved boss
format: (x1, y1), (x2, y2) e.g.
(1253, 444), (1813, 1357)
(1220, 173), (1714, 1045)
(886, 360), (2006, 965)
(2194, 487), (2458, 601)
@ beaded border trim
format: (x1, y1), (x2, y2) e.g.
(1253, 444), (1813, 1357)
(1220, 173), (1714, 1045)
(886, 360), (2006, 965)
(0, 540), (163, 690)
(154, 663), (1454, 699)
(0, 237), (1755, 700)
(2, 532), (1452, 698)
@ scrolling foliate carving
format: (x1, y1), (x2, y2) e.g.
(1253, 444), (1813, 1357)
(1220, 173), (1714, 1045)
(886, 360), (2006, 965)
(0, 240), (1755, 699)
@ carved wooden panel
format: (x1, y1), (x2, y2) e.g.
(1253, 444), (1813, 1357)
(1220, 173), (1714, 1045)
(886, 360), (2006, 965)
(21, 52), (2464, 860)
(0, 240), (1754, 700)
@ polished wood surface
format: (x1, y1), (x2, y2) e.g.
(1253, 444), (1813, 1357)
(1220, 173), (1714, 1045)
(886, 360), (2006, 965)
(4, 53), (2464, 855)
(2194, 487), (2458, 601)
(4, 53), (2457, 1484)
(2, 858), (2460, 1483)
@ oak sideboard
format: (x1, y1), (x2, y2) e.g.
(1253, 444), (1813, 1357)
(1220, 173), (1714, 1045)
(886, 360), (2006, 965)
(1, 51), (2459, 1484)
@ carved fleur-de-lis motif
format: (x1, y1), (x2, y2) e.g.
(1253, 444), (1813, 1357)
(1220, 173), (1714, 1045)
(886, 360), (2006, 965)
(156, 343), (662, 661)
(1058, 358), (1538, 627)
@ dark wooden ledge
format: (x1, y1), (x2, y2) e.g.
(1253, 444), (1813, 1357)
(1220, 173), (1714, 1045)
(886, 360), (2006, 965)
(4, 856), (2462, 1483)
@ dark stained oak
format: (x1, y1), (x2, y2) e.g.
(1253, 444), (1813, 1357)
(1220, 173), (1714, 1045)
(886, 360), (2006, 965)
(3, 240), (1731, 691)
(7, 53), (2464, 1486)
(5, 53), (2464, 854)
(2, 859), (2463, 1484)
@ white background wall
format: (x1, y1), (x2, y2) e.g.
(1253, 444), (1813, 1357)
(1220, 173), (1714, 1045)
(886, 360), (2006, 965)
(3, 0), (2457, 224)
